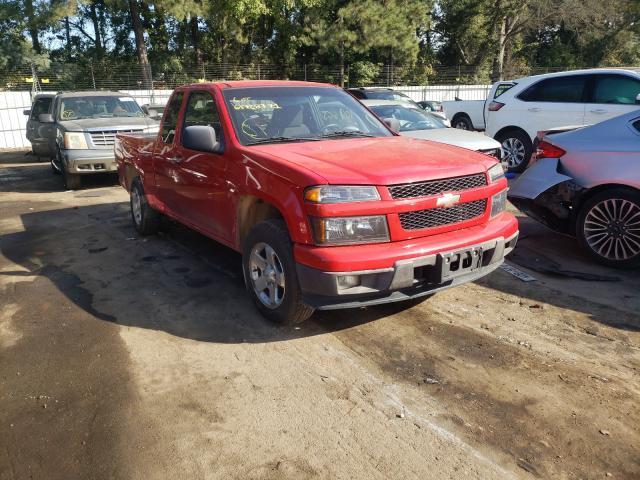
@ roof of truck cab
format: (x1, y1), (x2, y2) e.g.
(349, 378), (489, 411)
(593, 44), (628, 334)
(183, 80), (335, 89)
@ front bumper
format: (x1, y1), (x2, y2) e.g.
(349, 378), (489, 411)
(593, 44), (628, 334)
(296, 224), (518, 310)
(61, 149), (117, 174)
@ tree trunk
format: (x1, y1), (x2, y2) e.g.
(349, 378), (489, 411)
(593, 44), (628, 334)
(491, 16), (507, 82)
(64, 17), (71, 56)
(339, 40), (345, 88)
(190, 16), (203, 66)
(89, 3), (104, 58)
(128, 0), (152, 88)
(25, 0), (41, 54)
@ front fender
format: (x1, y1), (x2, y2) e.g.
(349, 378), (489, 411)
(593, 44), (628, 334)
(508, 157), (574, 200)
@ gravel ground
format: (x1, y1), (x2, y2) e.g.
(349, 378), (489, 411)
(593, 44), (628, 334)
(1, 150), (639, 480)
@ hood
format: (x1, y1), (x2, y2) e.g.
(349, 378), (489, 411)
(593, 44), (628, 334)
(245, 136), (496, 186)
(401, 128), (501, 152)
(60, 116), (156, 132)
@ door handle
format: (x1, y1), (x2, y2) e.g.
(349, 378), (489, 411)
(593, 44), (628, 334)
(167, 156), (182, 163)
(527, 107), (541, 112)
(590, 109), (607, 114)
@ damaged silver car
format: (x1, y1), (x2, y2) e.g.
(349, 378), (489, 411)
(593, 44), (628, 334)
(509, 110), (640, 268)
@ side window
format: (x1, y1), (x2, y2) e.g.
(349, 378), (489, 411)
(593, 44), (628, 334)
(519, 76), (587, 103)
(182, 91), (223, 142)
(349, 90), (366, 99)
(31, 98), (52, 119)
(593, 75), (640, 105)
(632, 119), (640, 133)
(494, 83), (515, 98)
(161, 92), (184, 144)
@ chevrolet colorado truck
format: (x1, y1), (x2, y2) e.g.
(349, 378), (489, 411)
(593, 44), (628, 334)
(115, 81), (518, 324)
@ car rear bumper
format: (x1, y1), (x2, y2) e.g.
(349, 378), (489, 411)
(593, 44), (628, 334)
(294, 213), (518, 309)
(61, 149), (117, 174)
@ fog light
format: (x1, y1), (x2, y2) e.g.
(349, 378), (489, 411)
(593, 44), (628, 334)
(337, 275), (360, 289)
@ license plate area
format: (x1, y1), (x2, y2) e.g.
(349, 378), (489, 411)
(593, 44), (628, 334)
(439, 246), (483, 280)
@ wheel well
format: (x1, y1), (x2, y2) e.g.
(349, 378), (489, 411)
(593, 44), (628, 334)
(237, 196), (285, 248)
(574, 184), (640, 212)
(124, 166), (139, 191)
(494, 126), (530, 143)
(451, 113), (471, 124)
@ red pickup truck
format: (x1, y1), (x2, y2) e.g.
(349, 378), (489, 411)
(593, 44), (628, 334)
(115, 80), (518, 324)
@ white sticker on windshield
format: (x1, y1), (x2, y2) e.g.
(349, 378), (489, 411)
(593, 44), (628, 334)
(119, 97), (136, 102)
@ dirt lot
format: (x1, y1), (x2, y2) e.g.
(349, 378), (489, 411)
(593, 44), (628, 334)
(1, 149), (639, 480)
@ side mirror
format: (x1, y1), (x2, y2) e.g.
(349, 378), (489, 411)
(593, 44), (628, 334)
(23, 109), (31, 116)
(38, 113), (54, 123)
(182, 125), (219, 152)
(383, 118), (400, 132)
(636, 93), (640, 104)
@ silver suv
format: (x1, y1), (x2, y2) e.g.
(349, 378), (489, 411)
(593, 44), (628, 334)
(24, 91), (159, 189)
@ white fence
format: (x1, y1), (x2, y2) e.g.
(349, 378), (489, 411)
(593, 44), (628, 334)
(0, 85), (490, 150)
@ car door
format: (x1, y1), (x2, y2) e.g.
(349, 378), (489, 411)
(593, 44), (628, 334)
(515, 75), (588, 139)
(26, 96), (54, 156)
(152, 91), (185, 216)
(584, 74), (640, 126)
(172, 90), (230, 242)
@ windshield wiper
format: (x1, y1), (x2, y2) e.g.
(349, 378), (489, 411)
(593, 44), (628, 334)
(246, 136), (321, 145)
(321, 130), (375, 138)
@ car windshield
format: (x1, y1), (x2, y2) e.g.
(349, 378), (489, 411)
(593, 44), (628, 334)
(365, 90), (418, 106)
(369, 104), (447, 132)
(58, 96), (144, 120)
(223, 86), (392, 145)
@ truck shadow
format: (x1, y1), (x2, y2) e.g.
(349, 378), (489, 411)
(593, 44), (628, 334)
(1, 203), (637, 346)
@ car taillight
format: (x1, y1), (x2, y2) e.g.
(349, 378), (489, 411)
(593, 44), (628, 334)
(536, 140), (566, 159)
(488, 101), (505, 111)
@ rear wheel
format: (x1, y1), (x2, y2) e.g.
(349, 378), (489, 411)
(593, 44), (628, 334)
(576, 188), (640, 269)
(452, 114), (473, 130)
(497, 129), (532, 173)
(130, 179), (160, 235)
(243, 220), (314, 325)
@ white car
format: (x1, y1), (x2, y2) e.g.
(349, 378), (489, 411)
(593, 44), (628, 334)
(484, 68), (640, 172)
(509, 109), (640, 268)
(362, 99), (502, 161)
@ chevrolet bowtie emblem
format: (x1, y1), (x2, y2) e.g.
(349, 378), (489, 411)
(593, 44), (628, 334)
(436, 193), (461, 208)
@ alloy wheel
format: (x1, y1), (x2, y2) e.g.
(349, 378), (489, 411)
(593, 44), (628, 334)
(131, 188), (143, 226)
(502, 137), (526, 168)
(584, 198), (640, 261)
(249, 242), (285, 309)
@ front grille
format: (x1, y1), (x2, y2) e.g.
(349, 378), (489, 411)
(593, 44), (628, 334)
(389, 173), (487, 199)
(399, 199), (487, 230)
(90, 129), (143, 147)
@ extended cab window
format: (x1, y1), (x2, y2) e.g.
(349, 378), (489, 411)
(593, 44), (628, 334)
(593, 75), (640, 105)
(223, 86), (391, 145)
(161, 92), (184, 144)
(31, 97), (52, 119)
(183, 91), (223, 142)
(519, 76), (587, 103)
(494, 82), (515, 98)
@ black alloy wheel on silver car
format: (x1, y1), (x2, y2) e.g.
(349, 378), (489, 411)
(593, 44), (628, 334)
(576, 188), (640, 269)
(243, 219), (314, 325)
(130, 179), (160, 235)
(497, 130), (533, 173)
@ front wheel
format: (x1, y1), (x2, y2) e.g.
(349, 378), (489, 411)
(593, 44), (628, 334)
(576, 189), (640, 269)
(497, 130), (532, 173)
(243, 220), (314, 325)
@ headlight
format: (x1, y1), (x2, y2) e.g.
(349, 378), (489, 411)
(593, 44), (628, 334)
(311, 215), (389, 245)
(487, 163), (505, 183)
(491, 189), (508, 217)
(64, 132), (88, 149)
(305, 185), (380, 204)
(143, 124), (160, 133)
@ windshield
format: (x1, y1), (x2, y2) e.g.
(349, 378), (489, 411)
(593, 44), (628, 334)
(365, 90), (418, 106)
(58, 96), (144, 120)
(369, 104), (447, 132)
(223, 86), (393, 145)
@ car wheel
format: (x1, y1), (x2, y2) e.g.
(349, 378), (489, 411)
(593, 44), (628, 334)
(497, 130), (532, 173)
(576, 188), (640, 269)
(452, 114), (473, 130)
(63, 169), (81, 190)
(243, 219), (314, 325)
(130, 178), (160, 235)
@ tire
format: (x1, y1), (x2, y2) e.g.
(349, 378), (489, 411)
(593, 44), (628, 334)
(576, 188), (640, 269)
(496, 129), (533, 173)
(63, 169), (81, 190)
(130, 178), (160, 235)
(452, 114), (473, 130)
(242, 219), (314, 325)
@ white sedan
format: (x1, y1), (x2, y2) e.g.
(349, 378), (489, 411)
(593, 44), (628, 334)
(361, 99), (503, 162)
